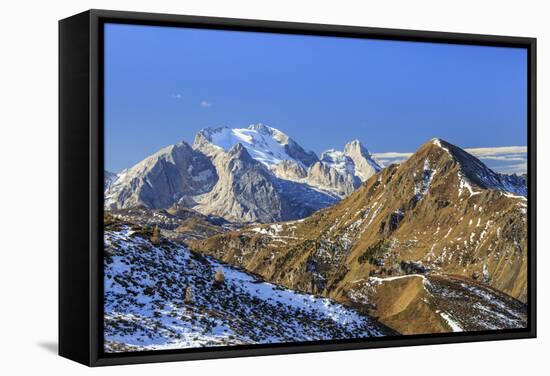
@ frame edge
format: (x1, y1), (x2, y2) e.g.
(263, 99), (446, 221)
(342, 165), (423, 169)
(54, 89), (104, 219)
(67, 8), (537, 367)
(59, 10), (94, 367)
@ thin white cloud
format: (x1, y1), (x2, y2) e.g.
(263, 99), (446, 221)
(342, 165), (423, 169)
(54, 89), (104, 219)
(464, 146), (527, 157)
(172, 93), (183, 99)
(200, 100), (212, 108)
(372, 152), (412, 166)
(475, 155), (526, 162)
(373, 146), (527, 175)
(373, 151), (413, 159)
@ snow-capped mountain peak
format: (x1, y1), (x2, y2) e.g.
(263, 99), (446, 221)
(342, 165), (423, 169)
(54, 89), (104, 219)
(195, 123), (318, 169)
(247, 123), (286, 139)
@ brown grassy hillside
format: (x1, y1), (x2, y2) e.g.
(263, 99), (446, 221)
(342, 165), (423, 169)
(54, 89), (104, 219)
(189, 139), (528, 333)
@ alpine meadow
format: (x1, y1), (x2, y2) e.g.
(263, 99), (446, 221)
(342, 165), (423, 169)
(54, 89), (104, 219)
(103, 23), (528, 352)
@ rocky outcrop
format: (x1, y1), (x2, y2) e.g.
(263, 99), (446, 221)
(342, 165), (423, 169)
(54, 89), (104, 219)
(107, 204), (232, 242)
(306, 161), (361, 197)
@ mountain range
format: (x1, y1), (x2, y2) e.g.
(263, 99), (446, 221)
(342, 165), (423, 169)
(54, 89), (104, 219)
(105, 124), (382, 223)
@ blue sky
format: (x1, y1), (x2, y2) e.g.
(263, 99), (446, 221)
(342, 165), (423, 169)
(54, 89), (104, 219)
(104, 23), (527, 173)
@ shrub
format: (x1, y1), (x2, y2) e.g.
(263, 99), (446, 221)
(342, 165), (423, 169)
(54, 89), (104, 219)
(358, 241), (389, 265)
(214, 268), (225, 284)
(143, 285), (155, 296)
(150, 225), (161, 245)
(184, 285), (193, 304)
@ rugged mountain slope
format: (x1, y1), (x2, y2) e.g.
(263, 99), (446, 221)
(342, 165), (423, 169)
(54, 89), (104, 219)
(192, 143), (285, 223)
(189, 138), (528, 333)
(104, 219), (391, 352)
(431, 139), (527, 197)
(105, 141), (217, 210)
(192, 143), (338, 223)
(272, 160), (307, 180)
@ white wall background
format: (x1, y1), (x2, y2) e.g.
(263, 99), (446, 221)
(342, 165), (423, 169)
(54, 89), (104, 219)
(0, 0), (547, 374)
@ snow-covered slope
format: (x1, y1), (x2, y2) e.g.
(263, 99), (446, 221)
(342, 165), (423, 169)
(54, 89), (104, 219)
(197, 126), (381, 199)
(104, 222), (389, 352)
(320, 150), (356, 176)
(196, 123), (318, 170)
(104, 171), (118, 191)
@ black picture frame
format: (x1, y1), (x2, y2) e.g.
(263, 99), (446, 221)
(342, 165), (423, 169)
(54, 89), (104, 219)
(59, 9), (537, 367)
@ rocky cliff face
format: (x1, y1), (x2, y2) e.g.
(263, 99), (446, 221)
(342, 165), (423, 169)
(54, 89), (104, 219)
(195, 144), (340, 223)
(105, 141), (217, 210)
(283, 137), (319, 168)
(190, 139), (528, 307)
(193, 143), (284, 223)
(271, 160), (307, 181)
(306, 161), (361, 197)
(192, 124), (381, 199)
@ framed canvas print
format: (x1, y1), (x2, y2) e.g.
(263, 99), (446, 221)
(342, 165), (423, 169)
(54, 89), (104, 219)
(59, 9), (537, 366)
